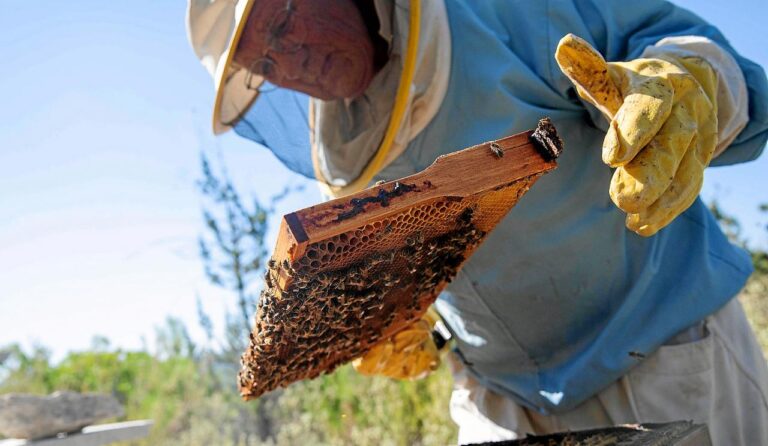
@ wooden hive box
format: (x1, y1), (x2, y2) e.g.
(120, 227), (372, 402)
(239, 119), (563, 399)
(462, 421), (712, 446)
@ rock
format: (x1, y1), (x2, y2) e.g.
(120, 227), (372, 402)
(0, 391), (124, 440)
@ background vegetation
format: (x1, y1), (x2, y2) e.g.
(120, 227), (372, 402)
(1, 158), (765, 445)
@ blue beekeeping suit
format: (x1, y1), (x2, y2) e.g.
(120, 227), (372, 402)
(232, 0), (768, 414)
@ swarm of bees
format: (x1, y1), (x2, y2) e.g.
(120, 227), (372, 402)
(237, 118), (564, 400)
(238, 207), (485, 399)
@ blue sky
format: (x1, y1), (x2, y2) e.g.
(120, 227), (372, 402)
(0, 1), (766, 358)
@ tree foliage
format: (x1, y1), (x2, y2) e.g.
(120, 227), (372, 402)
(0, 334), (210, 444)
(0, 330), (457, 445)
(198, 153), (270, 337)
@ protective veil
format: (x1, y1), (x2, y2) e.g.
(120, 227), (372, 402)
(231, 0), (450, 194)
(310, 0), (450, 190)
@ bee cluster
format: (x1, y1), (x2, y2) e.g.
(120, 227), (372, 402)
(238, 207), (486, 399)
(236, 118), (562, 399)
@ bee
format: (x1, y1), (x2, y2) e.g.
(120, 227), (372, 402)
(365, 300), (384, 311)
(316, 274), (335, 289)
(366, 253), (390, 269)
(264, 270), (275, 288)
(381, 273), (401, 288)
(407, 231), (425, 247)
(347, 277), (367, 289)
(281, 259), (298, 277)
(402, 246), (417, 258)
(339, 292), (354, 305)
(490, 142), (504, 158)
(293, 276), (310, 290)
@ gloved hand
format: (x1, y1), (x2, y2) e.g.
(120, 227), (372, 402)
(555, 34), (719, 236)
(352, 307), (442, 380)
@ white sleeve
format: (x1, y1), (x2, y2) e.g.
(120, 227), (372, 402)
(641, 36), (749, 158)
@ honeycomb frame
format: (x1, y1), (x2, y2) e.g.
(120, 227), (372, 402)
(239, 119), (562, 399)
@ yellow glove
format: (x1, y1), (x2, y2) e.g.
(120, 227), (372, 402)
(352, 308), (441, 380)
(555, 34), (719, 236)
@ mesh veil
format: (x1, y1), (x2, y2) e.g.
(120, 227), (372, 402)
(233, 83), (315, 179)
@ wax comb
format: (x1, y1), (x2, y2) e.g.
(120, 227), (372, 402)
(239, 119), (563, 399)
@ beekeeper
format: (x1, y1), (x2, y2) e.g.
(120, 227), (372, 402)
(187, 0), (768, 443)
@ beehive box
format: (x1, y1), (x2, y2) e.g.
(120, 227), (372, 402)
(239, 119), (563, 399)
(463, 421), (711, 446)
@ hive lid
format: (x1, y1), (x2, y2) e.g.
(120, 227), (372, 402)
(239, 119), (563, 399)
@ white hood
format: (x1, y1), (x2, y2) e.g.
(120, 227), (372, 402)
(310, 0), (451, 195)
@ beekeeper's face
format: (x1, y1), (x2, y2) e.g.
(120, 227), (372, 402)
(234, 0), (376, 100)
